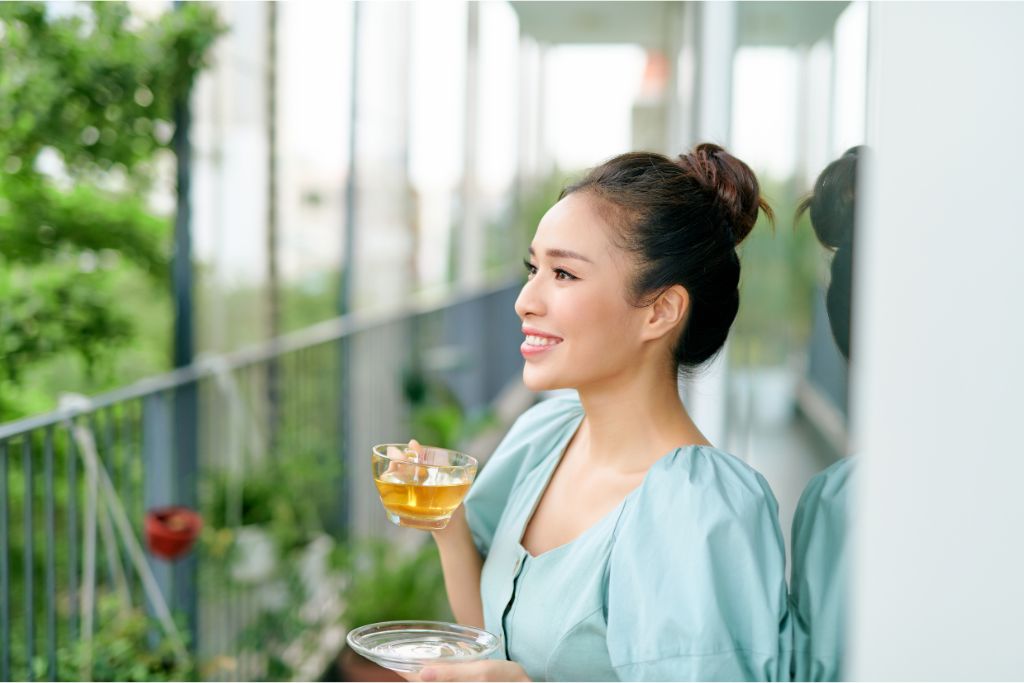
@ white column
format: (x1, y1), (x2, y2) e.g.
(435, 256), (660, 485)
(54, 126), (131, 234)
(694, 1), (736, 145)
(353, 2), (413, 311)
(850, 3), (1024, 678)
(685, 1), (737, 448)
(458, 1), (484, 289)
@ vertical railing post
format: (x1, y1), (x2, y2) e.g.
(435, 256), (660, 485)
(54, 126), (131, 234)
(44, 428), (57, 680)
(23, 438), (34, 681)
(336, 0), (362, 539)
(171, 0), (199, 650)
(1, 440), (10, 682)
(265, 0), (282, 457)
(172, 384), (198, 653)
(142, 393), (175, 645)
(66, 426), (79, 646)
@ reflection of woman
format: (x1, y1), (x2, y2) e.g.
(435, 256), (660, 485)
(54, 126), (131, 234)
(410, 145), (790, 682)
(790, 146), (861, 682)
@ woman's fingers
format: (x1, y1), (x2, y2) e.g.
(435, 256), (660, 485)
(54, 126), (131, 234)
(384, 440), (426, 480)
(419, 661), (530, 682)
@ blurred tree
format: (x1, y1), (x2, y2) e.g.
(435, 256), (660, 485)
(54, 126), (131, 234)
(0, 2), (223, 420)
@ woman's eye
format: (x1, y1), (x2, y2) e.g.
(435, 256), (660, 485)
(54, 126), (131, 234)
(522, 259), (577, 281)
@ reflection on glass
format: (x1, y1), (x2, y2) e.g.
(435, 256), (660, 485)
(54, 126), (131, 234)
(791, 146), (863, 681)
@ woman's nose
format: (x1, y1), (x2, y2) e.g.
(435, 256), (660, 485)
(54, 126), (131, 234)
(514, 278), (544, 319)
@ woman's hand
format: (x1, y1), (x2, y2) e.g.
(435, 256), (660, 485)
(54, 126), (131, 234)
(384, 439), (426, 482)
(399, 660), (530, 682)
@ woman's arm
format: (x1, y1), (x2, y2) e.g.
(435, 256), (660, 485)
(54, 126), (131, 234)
(431, 504), (485, 629)
(398, 440), (484, 627)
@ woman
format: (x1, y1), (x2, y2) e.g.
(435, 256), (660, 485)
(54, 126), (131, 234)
(411, 144), (790, 682)
(790, 146), (862, 682)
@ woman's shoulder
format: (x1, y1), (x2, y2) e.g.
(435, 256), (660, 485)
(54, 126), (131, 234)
(474, 391), (583, 480)
(606, 445), (789, 680)
(801, 456), (855, 503)
(611, 444), (783, 564)
(635, 444), (779, 518)
(486, 390), (584, 457)
(792, 456), (856, 543)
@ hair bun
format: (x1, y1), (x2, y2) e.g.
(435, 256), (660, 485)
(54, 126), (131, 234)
(677, 142), (773, 245)
(797, 145), (862, 250)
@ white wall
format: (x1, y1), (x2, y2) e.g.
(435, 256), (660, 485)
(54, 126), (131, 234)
(850, 3), (1024, 679)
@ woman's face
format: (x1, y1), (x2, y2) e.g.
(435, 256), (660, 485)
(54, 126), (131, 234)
(514, 192), (655, 393)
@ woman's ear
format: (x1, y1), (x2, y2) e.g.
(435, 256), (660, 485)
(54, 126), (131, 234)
(641, 284), (689, 342)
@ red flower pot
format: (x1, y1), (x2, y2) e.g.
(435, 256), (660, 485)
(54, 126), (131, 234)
(145, 506), (203, 560)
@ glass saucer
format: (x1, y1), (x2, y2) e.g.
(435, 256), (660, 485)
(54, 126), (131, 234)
(346, 620), (501, 673)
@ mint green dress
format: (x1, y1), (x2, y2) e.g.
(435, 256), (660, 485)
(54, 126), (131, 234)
(464, 393), (792, 682)
(789, 458), (854, 681)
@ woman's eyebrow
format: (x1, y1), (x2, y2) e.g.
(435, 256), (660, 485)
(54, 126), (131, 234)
(527, 246), (594, 264)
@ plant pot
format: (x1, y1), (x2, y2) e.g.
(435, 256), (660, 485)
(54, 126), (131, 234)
(145, 506), (203, 560)
(333, 644), (403, 682)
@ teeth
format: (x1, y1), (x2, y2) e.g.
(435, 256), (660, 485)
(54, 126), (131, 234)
(525, 334), (560, 346)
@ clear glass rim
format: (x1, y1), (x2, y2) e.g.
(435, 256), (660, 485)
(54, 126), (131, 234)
(346, 619), (501, 667)
(371, 443), (478, 470)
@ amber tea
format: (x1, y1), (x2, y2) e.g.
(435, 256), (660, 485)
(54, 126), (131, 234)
(371, 443), (477, 530)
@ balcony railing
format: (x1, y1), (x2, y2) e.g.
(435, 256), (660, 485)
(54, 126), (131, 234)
(0, 279), (524, 681)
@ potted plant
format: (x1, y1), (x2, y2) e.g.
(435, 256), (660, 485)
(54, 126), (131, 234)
(48, 594), (194, 681)
(201, 439), (344, 585)
(145, 506), (203, 560)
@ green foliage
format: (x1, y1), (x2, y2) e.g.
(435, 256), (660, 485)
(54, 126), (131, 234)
(233, 561), (318, 681)
(48, 594), (195, 682)
(339, 538), (452, 630)
(230, 536), (451, 680)
(203, 439), (344, 556)
(410, 404), (466, 451)
(0, 2), (222, 183)
(0, 2), (224, 421)
(403, 364), (498, 450)
(0, 265), (133, 383)
(731, 175), (822, 367)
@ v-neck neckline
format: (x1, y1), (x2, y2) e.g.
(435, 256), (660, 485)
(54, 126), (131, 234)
(516, 409), (687, 561)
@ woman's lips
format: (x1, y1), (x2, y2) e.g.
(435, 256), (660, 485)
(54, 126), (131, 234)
(520, 337), (562, 358)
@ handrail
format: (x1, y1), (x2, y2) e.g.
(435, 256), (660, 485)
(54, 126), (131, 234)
(0, 277), (521, 440)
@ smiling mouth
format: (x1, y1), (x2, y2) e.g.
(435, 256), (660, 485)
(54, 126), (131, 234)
(521, 335), (562, 358)
(524, 334), (561, 346)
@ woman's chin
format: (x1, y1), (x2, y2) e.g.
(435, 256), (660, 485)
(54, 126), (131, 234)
(522, 368), (567, 393)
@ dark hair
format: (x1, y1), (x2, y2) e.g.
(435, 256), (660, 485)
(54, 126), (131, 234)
(796, 146), (862, 359)
(561, 142), (773, 372)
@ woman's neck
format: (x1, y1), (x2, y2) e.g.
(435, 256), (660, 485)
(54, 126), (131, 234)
(573, 370), (711, 474)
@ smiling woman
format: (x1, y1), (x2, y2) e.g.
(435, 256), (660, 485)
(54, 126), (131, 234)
(409, 144), (789, 682)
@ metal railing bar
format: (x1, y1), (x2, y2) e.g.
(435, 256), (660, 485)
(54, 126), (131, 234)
(0, 278), (519, 440)
(89, 413), (113, 595)
(1, 440), (9, 682)
(66, 423), (79, 643)
(44, 427), (57, 680)
(23, 437), (34, 681)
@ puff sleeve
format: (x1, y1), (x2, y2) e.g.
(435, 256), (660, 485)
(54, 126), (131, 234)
(790, 457), (855, 681)
(606, 446), (792, 681)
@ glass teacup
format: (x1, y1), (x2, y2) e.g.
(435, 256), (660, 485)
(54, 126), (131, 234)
(371, 443), (478, 530)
